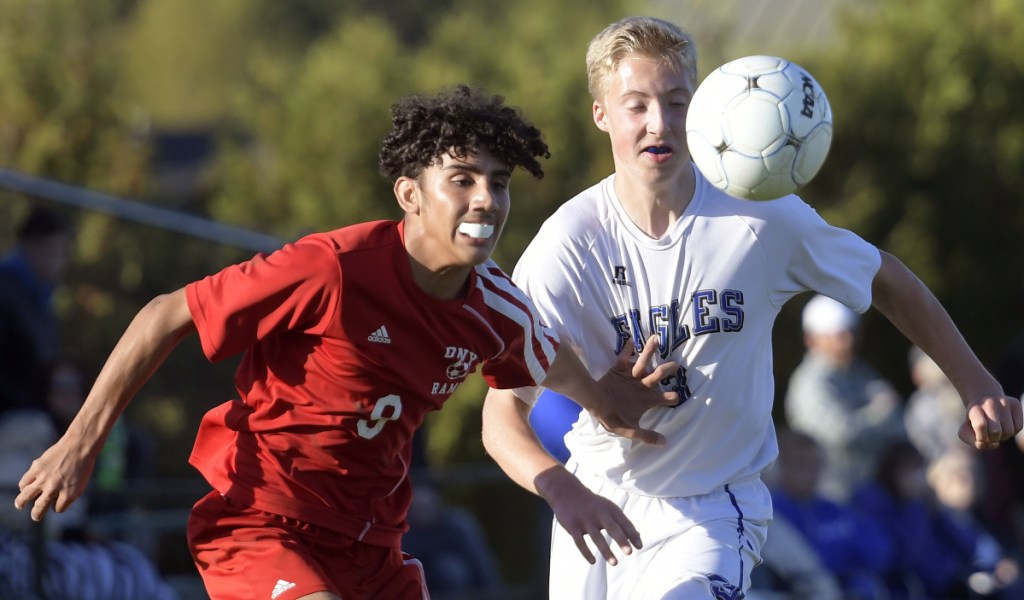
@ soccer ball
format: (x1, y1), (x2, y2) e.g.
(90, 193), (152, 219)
(685, 55), (833, 201)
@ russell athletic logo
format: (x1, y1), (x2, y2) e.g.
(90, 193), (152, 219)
(612, 265), (631, 287)
(368, 325), (392, 344)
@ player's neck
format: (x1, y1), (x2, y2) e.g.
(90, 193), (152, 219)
(406, 254), (472, 300)
(612, 166), (695, 239)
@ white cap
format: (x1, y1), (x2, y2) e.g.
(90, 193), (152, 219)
(801, 294), (859, 335)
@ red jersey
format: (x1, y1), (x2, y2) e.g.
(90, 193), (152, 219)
(185, 220), (557, 547)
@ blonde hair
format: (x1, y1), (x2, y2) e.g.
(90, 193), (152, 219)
(585, 16), (698, 102)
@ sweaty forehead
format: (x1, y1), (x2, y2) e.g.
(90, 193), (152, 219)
(609, 58), (694, 96)
(437, 148), (511, 175)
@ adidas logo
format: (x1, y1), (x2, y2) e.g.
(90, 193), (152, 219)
(271, 579), (296, 599)
(368, 325), (392, 344)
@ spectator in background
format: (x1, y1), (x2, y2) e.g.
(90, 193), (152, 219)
(41, 357), (153, 517)
(0, 205), (71, 418)
(785, 294), (906, 501)
(0, 357), (176, 600)
(990, 331), (1024, 556)
(926, 448), (1022, 599)
(905, 346), (967, 465)
(852, 441), (1014, 600)
(0, 356), (148, 534)
(769, 428), (892, 600)
(403, 477), (504, 597)
(747, 513), (844, 600)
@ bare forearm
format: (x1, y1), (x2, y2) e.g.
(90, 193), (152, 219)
(541, 343), (600, 411)
(872, 251), (1001, 400)
(481, 388), (564, 495)
(67, 288), (196, 447)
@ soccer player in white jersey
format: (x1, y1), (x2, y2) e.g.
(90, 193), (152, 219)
(481, 16), (1023, 600)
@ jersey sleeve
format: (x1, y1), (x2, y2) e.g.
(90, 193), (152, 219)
(185, 236), (341, 362)
(473, 262), (559, 392)
(761, 197), (882, 313)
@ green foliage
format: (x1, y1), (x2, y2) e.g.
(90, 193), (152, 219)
(208, 15), (407, 239)
(119, 0), (260, 127)
(0, 0), (150, 363)
(0, 0), (148, 186)
(0, 0), (256, 480)
(794, 0), (1024, 386)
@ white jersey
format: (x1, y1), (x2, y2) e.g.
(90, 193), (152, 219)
(514, 167), (881, 498)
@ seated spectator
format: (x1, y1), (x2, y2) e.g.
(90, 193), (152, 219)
(747, 512), (844, 600)
(403, 477), (504, 596)
(904, 346), (964, 464)
(927, 448), (1022, 599)
(769, 428), (892, 600)
(0, 359), (174, 600)
(41, 357), (153, 517)
(0, 206), (71, 419)
(852, 440), (1014, 600)
(785, 294), (905, 501)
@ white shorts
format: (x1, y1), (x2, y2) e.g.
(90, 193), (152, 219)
(549, 465), (771, 600)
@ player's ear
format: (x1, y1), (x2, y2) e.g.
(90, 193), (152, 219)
(593, 101), (610, 132)
(394, 176), (421, 215)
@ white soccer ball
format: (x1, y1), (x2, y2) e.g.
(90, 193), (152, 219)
(685, 55), (833, 201)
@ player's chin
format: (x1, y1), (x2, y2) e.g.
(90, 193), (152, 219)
(456, 241), (495, 265)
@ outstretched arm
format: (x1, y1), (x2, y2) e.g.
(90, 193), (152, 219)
(15, 287), (196, 520)
(542, 335), (678, 446)
(871, 251), (1022, 449)
(482, 388), (641, 565)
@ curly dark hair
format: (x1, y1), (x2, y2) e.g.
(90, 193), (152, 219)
(378, 84), (550, 182)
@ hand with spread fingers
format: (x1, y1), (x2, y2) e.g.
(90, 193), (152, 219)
(15, 433), (99, 522)
(534, 465), (641, 566)
(589, 335), (680, 446)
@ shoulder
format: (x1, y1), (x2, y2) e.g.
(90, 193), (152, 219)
(699, 185), (825, 234)
(304, 220), (400, 256)
(270, 222), (400, 277)
(472, 260), (541, 316)
(522, 178), (611, 262)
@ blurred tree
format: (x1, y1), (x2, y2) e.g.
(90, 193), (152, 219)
(119, 0), (261, 128)
(798, 0), (1024, 392)
(0, 0), (148, 189)
(208, 14), (409, 239)
(0, 0), (152, 372)
(118, 0), (457, 130)
(0, 0), (250, 481)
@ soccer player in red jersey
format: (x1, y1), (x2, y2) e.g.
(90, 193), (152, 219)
(14, 85), (676, 600)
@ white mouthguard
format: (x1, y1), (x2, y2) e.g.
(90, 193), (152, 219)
(458, 222), (494, 239)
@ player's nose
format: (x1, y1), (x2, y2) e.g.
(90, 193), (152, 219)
(646, 102), (670, 134)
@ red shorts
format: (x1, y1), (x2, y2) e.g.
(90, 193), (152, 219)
(187, 491), (429, 600)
